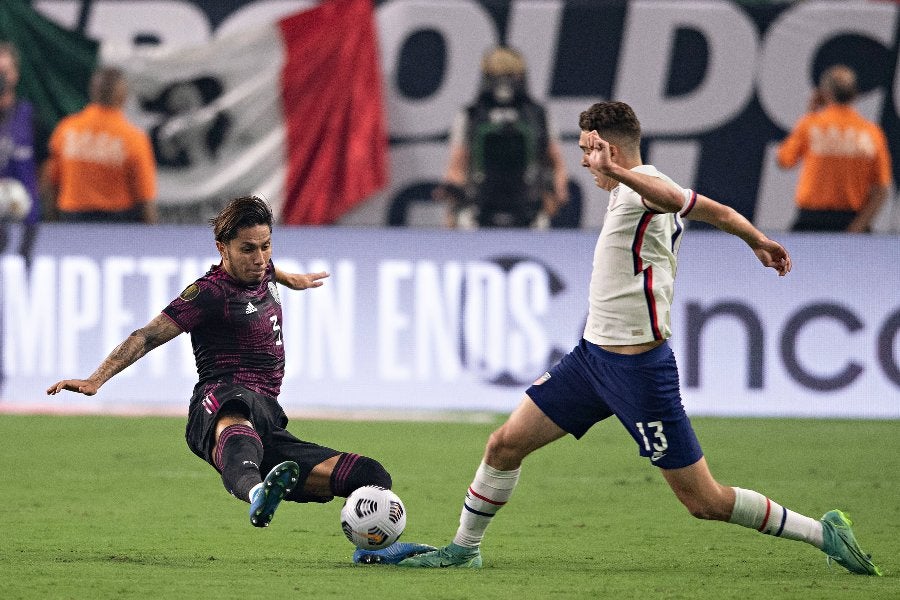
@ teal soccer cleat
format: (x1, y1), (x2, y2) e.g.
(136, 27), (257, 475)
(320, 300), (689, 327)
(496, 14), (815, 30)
(250, 461), (300, 527)
(821, 509), (882, 576)
(353, 542), (437, 565)
(398, 543), (482, 568)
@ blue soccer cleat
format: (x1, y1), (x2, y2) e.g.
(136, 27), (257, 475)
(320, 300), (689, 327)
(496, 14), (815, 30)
(821, 509), (882, 576)
(250, 461), (300, 527)
(398, 543), (482, 568)
(353, 541), (438, 565)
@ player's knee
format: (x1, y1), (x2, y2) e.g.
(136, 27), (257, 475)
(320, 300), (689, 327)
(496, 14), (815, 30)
(685, 503), (716, 520)
(484, 426), (527, 469)
(330, 453), (392, 497)
(484, 428), (506, 458)
(679, 494), (730, 521)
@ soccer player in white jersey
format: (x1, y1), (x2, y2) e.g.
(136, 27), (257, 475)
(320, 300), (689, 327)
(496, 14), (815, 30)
(361, 101), (881, 574)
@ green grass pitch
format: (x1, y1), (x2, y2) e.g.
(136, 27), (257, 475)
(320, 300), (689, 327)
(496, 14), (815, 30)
(1, 414), (897, 599)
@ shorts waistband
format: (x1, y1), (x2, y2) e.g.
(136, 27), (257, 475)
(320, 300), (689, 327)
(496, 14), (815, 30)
(583, 339), (672, 366)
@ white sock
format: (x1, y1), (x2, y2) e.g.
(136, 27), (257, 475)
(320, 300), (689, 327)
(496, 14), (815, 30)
(452, 461), (520, 548)
(729, 487), (824, 548)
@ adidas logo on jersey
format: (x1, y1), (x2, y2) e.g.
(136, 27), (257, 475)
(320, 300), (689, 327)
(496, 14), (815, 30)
(245, 302), (257, 314)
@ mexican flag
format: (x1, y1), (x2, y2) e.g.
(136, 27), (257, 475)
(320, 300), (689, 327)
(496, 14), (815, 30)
(0, 0), (98, 163)
(123, 0), (388, 224)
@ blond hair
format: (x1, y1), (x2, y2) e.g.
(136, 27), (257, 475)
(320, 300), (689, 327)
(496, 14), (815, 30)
(481, 47), (526, 78)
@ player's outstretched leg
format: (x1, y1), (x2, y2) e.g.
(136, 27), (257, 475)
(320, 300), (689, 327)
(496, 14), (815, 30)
(398, 543), (482, 568)
(820, 510), (882, 576)
(249, 461), (300, 527)
(352, 542), (438, 565)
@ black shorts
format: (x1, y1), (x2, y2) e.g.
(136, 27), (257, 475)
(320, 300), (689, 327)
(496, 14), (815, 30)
(791, 209), (857, 232)
(185, 384), (341, 503)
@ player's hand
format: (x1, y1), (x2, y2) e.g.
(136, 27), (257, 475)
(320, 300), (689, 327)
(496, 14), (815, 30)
(280, 270), (329, 290)
(586, 130), (614, 175)
(46, 379), (100, 396)
(751, 238), (792, 276)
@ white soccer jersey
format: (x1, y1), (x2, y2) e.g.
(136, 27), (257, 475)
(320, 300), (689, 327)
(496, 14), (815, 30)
(583, 164), (696, 346)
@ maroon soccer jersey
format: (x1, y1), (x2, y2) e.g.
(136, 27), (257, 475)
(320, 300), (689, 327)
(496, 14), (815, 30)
(162, 261), (285, 399)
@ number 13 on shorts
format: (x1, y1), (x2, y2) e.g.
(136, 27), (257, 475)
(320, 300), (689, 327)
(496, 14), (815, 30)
(636, 421), (668, 453)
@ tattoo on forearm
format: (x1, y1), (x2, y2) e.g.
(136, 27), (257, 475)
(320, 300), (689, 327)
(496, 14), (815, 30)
(88, 319), (174, 384)
(88, 331), (147, 383)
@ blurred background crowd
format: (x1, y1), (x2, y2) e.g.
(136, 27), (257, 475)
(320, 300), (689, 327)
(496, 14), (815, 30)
(0, 0), (896, 245)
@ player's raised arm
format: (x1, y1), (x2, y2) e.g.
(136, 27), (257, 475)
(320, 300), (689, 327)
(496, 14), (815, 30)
(684, 194), (792, 277)
(46, 313), (183, 396)
(585, 131), (791, 277)
(273, 267), (329, 291)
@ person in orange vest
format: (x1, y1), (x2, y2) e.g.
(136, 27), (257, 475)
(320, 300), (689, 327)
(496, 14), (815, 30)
(777, 65), (892, 233)
(44, 66), (158, 223)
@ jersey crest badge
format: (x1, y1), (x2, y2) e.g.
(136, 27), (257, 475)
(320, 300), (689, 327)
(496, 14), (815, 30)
(267, 281), (281, 305)
(179, 283), (200, 301)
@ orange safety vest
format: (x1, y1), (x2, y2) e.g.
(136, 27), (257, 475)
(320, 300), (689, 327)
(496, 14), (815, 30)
(47, 104), (157, 213)
(777, 104), (892, 212)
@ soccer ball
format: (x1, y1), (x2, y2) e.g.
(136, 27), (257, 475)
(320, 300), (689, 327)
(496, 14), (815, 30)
(0, 177), (31, 221)
(340, 485), (406, 550)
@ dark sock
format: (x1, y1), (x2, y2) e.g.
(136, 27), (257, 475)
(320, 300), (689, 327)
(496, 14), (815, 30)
(330, 453), (392, 497)
(214, 424), (264, 502)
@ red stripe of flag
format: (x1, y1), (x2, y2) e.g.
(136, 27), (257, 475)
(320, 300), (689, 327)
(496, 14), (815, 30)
(278, 0), (387, 224)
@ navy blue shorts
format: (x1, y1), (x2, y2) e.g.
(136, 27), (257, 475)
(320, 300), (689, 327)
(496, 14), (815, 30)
(526, 339), (703, 469)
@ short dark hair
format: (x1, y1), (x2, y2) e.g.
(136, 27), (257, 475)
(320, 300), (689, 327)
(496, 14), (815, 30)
(578, 101), (642, 149)
(820, 65), (857, 105)
(90, 66), (126, 106)
(210, 196), (273, 243)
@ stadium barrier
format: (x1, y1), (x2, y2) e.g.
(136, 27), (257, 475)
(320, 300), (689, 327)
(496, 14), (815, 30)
(1, 223), (897, 418)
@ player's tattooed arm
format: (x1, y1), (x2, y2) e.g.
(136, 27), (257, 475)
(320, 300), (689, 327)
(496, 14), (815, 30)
(92, 314), (182, 381)
(47, 314), (183, 396)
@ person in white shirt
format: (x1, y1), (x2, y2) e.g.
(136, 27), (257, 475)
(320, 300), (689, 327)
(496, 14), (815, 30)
(381, 101), (880, 576)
